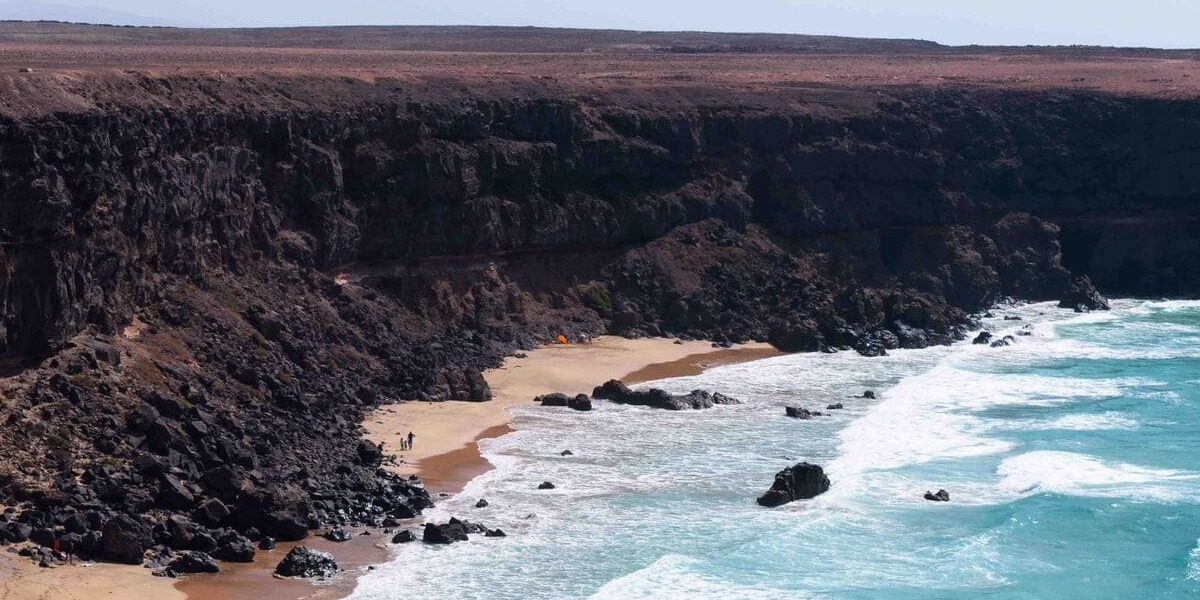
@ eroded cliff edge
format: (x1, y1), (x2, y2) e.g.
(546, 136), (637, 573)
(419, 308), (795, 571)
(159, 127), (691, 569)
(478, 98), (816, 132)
(0, 76), (1197, 561)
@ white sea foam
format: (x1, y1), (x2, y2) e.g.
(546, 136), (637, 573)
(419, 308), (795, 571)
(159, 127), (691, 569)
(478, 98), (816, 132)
(588, 555), (803, 600)
(1027, 412), (1138, 431)
(997, 451), (1199, 502)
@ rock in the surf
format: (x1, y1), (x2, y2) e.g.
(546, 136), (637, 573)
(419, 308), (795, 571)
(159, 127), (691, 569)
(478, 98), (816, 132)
(391, 530), (417, 543)
(1058, 276), (1110, 312)
(972, 331), (993, 345)
(990, 335), (1015, 348)
(475, 498), (489, 508)
(423, 521), (469, 544)
(785, 406), (823, 419)
(826, 403), (844, 410)
(862, 391), (877, 399)
(538, 481), (556, 490)
(536, 392), (593, 411)
(591, 379), (741, 410)
(274, 546), (338, 578)
(757, 462), (831, 507)
(924, 489), (951, 502)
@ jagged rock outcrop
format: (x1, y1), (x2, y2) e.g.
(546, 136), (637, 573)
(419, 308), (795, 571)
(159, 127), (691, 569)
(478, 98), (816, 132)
(592, 380), (741, 410)
(757, 462), (831, 507)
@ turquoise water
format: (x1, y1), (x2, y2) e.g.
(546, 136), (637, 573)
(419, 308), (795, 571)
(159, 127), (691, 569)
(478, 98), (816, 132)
(351, 300), (1200, 599)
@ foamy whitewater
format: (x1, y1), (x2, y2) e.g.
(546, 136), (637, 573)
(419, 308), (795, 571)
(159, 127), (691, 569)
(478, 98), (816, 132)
(351, 299), (1200, 599)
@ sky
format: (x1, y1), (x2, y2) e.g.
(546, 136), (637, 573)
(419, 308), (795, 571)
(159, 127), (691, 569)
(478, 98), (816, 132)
(2, 0), (1198, 48)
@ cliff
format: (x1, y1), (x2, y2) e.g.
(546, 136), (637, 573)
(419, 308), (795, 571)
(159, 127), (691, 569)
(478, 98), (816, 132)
(0, 26), (1198, 567)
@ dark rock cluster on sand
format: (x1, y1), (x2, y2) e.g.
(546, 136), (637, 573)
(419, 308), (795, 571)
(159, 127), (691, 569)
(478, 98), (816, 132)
(757, 463), (831, 507)
(592, 380), (741, 410)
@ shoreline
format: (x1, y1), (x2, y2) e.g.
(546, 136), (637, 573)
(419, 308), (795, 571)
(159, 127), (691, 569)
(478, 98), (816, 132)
(0, 337), (779, 600)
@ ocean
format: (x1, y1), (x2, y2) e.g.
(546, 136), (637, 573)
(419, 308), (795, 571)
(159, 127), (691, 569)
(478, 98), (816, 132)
(350, 299), (1200, 599)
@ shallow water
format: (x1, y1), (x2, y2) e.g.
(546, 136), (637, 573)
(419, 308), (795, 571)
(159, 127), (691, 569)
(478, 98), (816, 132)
(350, 299), (1200, 599)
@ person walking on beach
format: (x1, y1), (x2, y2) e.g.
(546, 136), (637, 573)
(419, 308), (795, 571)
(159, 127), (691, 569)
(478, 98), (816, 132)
(407, 431), (415, 450)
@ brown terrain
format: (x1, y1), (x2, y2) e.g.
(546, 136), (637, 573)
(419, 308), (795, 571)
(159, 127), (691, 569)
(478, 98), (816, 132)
(0, 20), (1197, 599)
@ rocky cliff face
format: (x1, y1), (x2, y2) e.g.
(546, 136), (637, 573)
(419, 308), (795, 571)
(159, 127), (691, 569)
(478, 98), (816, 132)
(0, 81), (1197, 561)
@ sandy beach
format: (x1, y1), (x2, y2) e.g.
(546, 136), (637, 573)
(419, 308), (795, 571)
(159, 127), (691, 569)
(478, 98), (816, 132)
(362, 336), (780, 495)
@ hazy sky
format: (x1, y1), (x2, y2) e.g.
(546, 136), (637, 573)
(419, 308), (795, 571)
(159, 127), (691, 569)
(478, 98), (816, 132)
(5, 0), (1200, 48)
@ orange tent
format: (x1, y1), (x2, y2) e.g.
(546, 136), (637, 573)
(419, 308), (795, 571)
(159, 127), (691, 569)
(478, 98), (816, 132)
(555, 334), (568, 344)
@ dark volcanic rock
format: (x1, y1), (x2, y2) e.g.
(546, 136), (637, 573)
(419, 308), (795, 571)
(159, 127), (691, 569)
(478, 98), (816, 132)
(536, 393), (593, 411)
(391, 530), (417, 544)
(826, 403), (844, 410)
(538, 481), (556, 490)
(592, 380), (740, 410)
(1059, 276), (1111, 311)
(322, 528), (352, 542)
(990, 335), (1015, 348)
(757, 462), (831, 507)
(475, 499), (489, 508)
(258, 536), (276, 550)
(924, 489), (951, 502)
(485, 528), (506, 537)
(422, 521), (469, 544)
(101, 515), (153, 565)
(972, 331), (993, 345)
(169, 551), (220, 574)
(862, 391), (877, 399)
(785, 406), (822, 419)
(213, 534), (256, 562)
(275, 546), (338, 579)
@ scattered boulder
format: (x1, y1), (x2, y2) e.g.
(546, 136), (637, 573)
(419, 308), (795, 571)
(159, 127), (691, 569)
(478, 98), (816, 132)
(862, 391), (876, 399)
(972, 331), (993, 345)
(391, 530), (417, 544)
(785, 406), (822, 419)
(474, 499), (489, 508)
(258, 536), (276, 550)
(485, 528), (506, 538)
(756, 462), (831, 507)
(989, 335), (1015, 348)
(560, 450), (574, 456)
(826, 403), (844, 410)
(422, 521), (468, 544)
(322, 528), (351, 542)
(537, 481), (556, 490)
(924, 489), (951, 502)
(275, 546), (338, 579)
(169, 551), (220, 574)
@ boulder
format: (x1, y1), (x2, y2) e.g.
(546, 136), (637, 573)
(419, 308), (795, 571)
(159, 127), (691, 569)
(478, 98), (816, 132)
(785, 406), (822, 419)
(474, 499), (489, 508)
(924, 489), (951, 502)
(101, 515), (153, 565)
(258, 536), (276, 550)
(322, 527), (351, 542)
(535, 393), (592, 411)
(169, 551), (220, 574)
(862, 391), (877, 399)
(484, 528), (506, 538)
(390, 530), (417, 544)
(756, 462), (831, 507)
(826, 403), (844, 410)
(422, 521), (468, 544)
(275, 546), (338, 579)
(213, 534), (256, 562)
(537, 481), (556, 490)
(192, 498), (230, 527)
(972, 331), (993, 345)
(592, 380), (741, 410)
(356, 440), (383, 467)
(989, 335), (1015, 348)
(1058, 276), (1110, 311)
